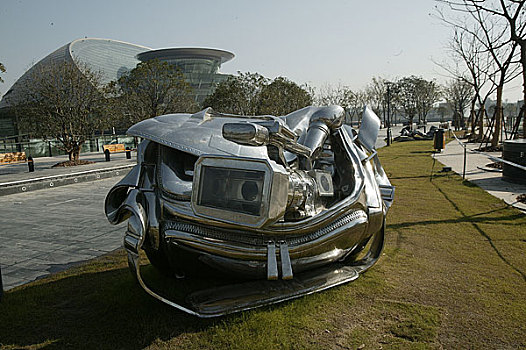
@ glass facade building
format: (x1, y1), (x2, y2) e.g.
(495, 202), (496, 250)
(0, 39), (234, 137)
(136, 48), (234, 104)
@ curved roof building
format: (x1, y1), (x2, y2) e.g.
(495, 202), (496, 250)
(0, 38), (151, 109)
(0, 38), (235, 137)
(137, 47), (234, 104)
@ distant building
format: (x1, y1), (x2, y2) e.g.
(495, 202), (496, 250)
(137, 48), (234, 104)
(0, 38), (234, 137)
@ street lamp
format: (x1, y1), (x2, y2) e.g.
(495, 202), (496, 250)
(386, 82), (393, 146)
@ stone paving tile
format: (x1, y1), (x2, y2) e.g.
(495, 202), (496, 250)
(13, 258), (54, 272)
(4, 238), (65, 253)
(0, 176), (125, 290)
(1, 274), (29, 290)
(57, 245), (109, 258)
(0, 248), (44, 266)
(3, 266), (48, 283)
(33, 250), (96, 264)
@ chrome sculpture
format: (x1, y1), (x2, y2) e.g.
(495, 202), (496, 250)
(105, 105), (394, 317)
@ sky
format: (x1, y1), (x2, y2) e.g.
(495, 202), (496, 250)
(0, 0), (523, 101)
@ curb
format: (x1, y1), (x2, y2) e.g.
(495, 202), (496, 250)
(0, 164), (134, 196)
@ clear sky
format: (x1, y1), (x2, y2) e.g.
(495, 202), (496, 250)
(0, 0), (523, 101)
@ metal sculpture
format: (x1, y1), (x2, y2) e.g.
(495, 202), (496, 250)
(105, 105), (394, 317)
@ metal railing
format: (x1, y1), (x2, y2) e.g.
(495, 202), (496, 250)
(0, 135), (138, 158)
(449, 130), (526, 179)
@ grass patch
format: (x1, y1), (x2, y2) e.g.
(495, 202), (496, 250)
(1, 139), (525, 349)
(385, 301), (441, 342)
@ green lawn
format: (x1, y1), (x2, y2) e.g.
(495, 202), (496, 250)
(1, 140), (525, 349)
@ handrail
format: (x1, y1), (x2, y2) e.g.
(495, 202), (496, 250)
(449, 129), (526, 173)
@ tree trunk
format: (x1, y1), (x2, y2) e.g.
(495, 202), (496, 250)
(470, 99), (476, 136)
(69, 146), (80, 162)
(492, 85), (503, 148)
(478, 108), (485, 141)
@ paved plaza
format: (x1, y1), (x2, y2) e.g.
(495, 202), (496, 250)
(0, 151), (131, 290)
(0, 177), (126, 289)
(435, 138), (526, 212)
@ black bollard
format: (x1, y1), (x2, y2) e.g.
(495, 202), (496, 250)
(433, 128), (445, 151)
(125, 147), (131, 159)
(104, 149), (111, 162)
(28, 156), (34, 172)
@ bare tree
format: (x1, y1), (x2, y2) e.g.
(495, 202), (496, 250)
(444, 78), (474, 130)
(449, 0), (526, 137)
(0, 63), (5, 83)
(11, 60), (109, 162)
(316, 83), (353, 106)
(348, 89), (369, 125)
(451, 28), (496, 139)
(315, 83), (358, 124)
(365, 77), (392, 127)
(436, 0), (523, 145)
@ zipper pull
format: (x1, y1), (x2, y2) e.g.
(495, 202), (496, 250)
(267, 241), (278, 280)
(279, 241), (293, 280)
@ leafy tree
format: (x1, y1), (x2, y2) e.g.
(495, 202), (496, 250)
(395, 76), (441, 130)
(11, 60), (109, 162)
(203, 72), (268, 115)
(258, 77), (312, 115)
(110, 59), (197, 126)
(395, 76), (420, 130)
(415, 78), (442, 130)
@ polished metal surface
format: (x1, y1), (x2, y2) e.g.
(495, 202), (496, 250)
(222, 123), (270, 147)
(105, 105), (394, 317)
(358, 106), (381, 152)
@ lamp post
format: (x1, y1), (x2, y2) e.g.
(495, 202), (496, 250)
(386, 83), (392, 146)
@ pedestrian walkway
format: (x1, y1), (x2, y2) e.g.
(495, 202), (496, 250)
(0, 150), (134, 291)
(434, 139), (526, 213)
(0, 177), (125, 291)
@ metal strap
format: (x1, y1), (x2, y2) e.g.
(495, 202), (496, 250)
(279, 241), (293, 280)
(267, 241), (278, 280)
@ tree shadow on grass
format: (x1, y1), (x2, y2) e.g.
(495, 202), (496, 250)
(410, 150), (435, 154)
(429, 180), (526, 282)
(0, 256), (246, 350)
(389, 210), (524, 230)
(390, 174), (449, 180)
